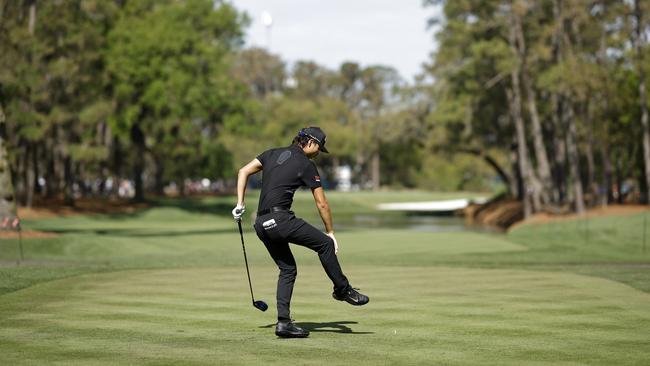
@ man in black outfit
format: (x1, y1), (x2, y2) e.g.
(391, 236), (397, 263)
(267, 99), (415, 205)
(232, 127), (369, 338)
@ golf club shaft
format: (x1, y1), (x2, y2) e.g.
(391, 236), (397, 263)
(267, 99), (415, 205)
(238, 220), (256, 304)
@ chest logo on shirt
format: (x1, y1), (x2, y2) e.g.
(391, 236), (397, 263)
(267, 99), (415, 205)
(276, 151), (291, 165)
(314, 175), (321, 182)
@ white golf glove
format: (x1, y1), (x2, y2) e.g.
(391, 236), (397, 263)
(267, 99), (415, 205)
(327, 232), (339, 255)
(232, 204), (245, 221)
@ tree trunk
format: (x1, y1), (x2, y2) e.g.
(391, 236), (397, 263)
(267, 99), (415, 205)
(131, 124), (146, 202)
(510, 139), (524, 199)
(508, 10), (542, 217)
(634, 0), (650, 204)
(153, 154), (164, 196)
(550, 0), (566, 205)
(551, 94), (567, 204)
(56, 128), (66, 200)
(514, 13), (553, 205)
(507, 85), (533, 218)
(24, 144), (34, 207)
(614, 152), (624, 204)
(14, 140), (25, 206)
(638, 155), (649, 203)
(600, 131), (613, 206)
(564, 102), (585, 213)
(371, 152), (380, 190)
(45, 132), (57, 198)
(596, 11), (611, 207)
(27, 0), (36, 34)
(456, 147), (512, 192)
(354, 149), (366, 188)
(585, 105), (596, 206)
(0, 105), (16, 219)
(110, 135), (122, 197)
(63, 155), (74, 207)
(33, 142), (41, 195)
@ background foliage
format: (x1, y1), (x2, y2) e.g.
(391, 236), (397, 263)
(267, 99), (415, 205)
(1, 0), (649, 215)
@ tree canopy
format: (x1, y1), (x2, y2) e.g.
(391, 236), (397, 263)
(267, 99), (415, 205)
(1, 0), (649, 213)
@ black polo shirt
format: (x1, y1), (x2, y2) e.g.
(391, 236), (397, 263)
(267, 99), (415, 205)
(255, 144), (322, 211)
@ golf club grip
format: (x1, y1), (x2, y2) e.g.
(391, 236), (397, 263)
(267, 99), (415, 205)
(238, 220), (255, 304)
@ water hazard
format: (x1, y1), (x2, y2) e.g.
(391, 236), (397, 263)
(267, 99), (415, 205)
(339, 213), (496, 233)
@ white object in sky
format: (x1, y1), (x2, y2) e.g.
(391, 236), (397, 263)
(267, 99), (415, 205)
(261, 10), (273, 49)
(261, 10), (273, 27)
(377, 198), (488, 212)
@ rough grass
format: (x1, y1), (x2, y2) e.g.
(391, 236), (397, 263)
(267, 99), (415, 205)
(0, 191), (648, 365)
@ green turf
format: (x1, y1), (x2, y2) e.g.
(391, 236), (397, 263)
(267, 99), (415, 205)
(0, 191), (649, 364)
(1, 267), (648, 365)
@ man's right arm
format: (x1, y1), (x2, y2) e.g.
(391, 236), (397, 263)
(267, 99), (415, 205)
(236, 158), (263, 207)
(232, 158), (262, 221)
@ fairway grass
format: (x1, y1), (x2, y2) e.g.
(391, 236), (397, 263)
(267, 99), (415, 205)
(1, 194), (649, 364)
(1, 266), (648, 365)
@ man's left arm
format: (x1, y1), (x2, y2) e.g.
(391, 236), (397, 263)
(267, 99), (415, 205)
(312, 187), (333, 233)
(312, 187), (338, 254)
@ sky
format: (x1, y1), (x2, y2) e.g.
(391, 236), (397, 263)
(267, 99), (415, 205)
(229, 0), (441, 83)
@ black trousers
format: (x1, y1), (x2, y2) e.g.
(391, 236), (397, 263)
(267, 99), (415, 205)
(254, 211), (350, 321)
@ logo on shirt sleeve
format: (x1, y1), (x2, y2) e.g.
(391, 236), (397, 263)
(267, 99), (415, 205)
(314, 175), (321, 182)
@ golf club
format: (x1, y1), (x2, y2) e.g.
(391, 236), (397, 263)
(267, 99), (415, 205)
(237, 219), (268, 312)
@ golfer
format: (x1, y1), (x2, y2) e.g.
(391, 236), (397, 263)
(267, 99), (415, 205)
(232, 127), (369, 338)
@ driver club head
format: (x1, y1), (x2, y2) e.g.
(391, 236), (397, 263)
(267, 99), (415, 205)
(253, 300), (268, 312)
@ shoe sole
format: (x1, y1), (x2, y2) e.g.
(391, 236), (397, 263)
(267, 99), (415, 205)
(333, 294), (370, 306)
(275, 332), (309, 338)
(346, 299), (369, 306)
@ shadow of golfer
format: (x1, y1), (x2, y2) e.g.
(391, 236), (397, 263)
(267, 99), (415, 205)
(260, 321), (373, 334)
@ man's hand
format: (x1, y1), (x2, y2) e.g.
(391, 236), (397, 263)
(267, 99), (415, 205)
(327, 232), (338, 255)
(232, 204), (245, 222)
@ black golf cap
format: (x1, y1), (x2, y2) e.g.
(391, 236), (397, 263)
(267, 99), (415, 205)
(300, 126), (329, 153)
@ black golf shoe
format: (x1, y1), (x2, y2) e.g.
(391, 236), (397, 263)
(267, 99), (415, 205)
(333, 287), (369, 306)
(275, 320), (309, 338)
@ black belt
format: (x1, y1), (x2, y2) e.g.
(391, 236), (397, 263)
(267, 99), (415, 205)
(257, 206), (293, 216)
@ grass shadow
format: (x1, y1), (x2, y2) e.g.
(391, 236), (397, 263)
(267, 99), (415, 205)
(44, 227), (237, 237)
(153, 198), (234, 217)
(260, 320), (373, 334)
(80, 198), (235, 222)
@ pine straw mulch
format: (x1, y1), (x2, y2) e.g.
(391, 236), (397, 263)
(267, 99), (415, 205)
(0, 197), (150, 239)
(17, 197), (149, 219)
(465, 198), (649, 231)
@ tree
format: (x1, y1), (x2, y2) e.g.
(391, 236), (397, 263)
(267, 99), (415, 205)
(231, 47), (286, 99)
(632, 0), (650, 203)
(511, 2), (554, 205)
(0, 104), (15, 219)
(0, 0), (120, 206)
(106, 0), (248, 200)
(423, 0), (650, 213)
(423, 0), (524, 199)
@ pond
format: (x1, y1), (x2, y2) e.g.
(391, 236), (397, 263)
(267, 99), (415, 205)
(338, 213), (497, 233)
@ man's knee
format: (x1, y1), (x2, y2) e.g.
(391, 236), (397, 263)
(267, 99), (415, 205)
(279, 265), (297, 279)
(317, 236), (335, 255)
